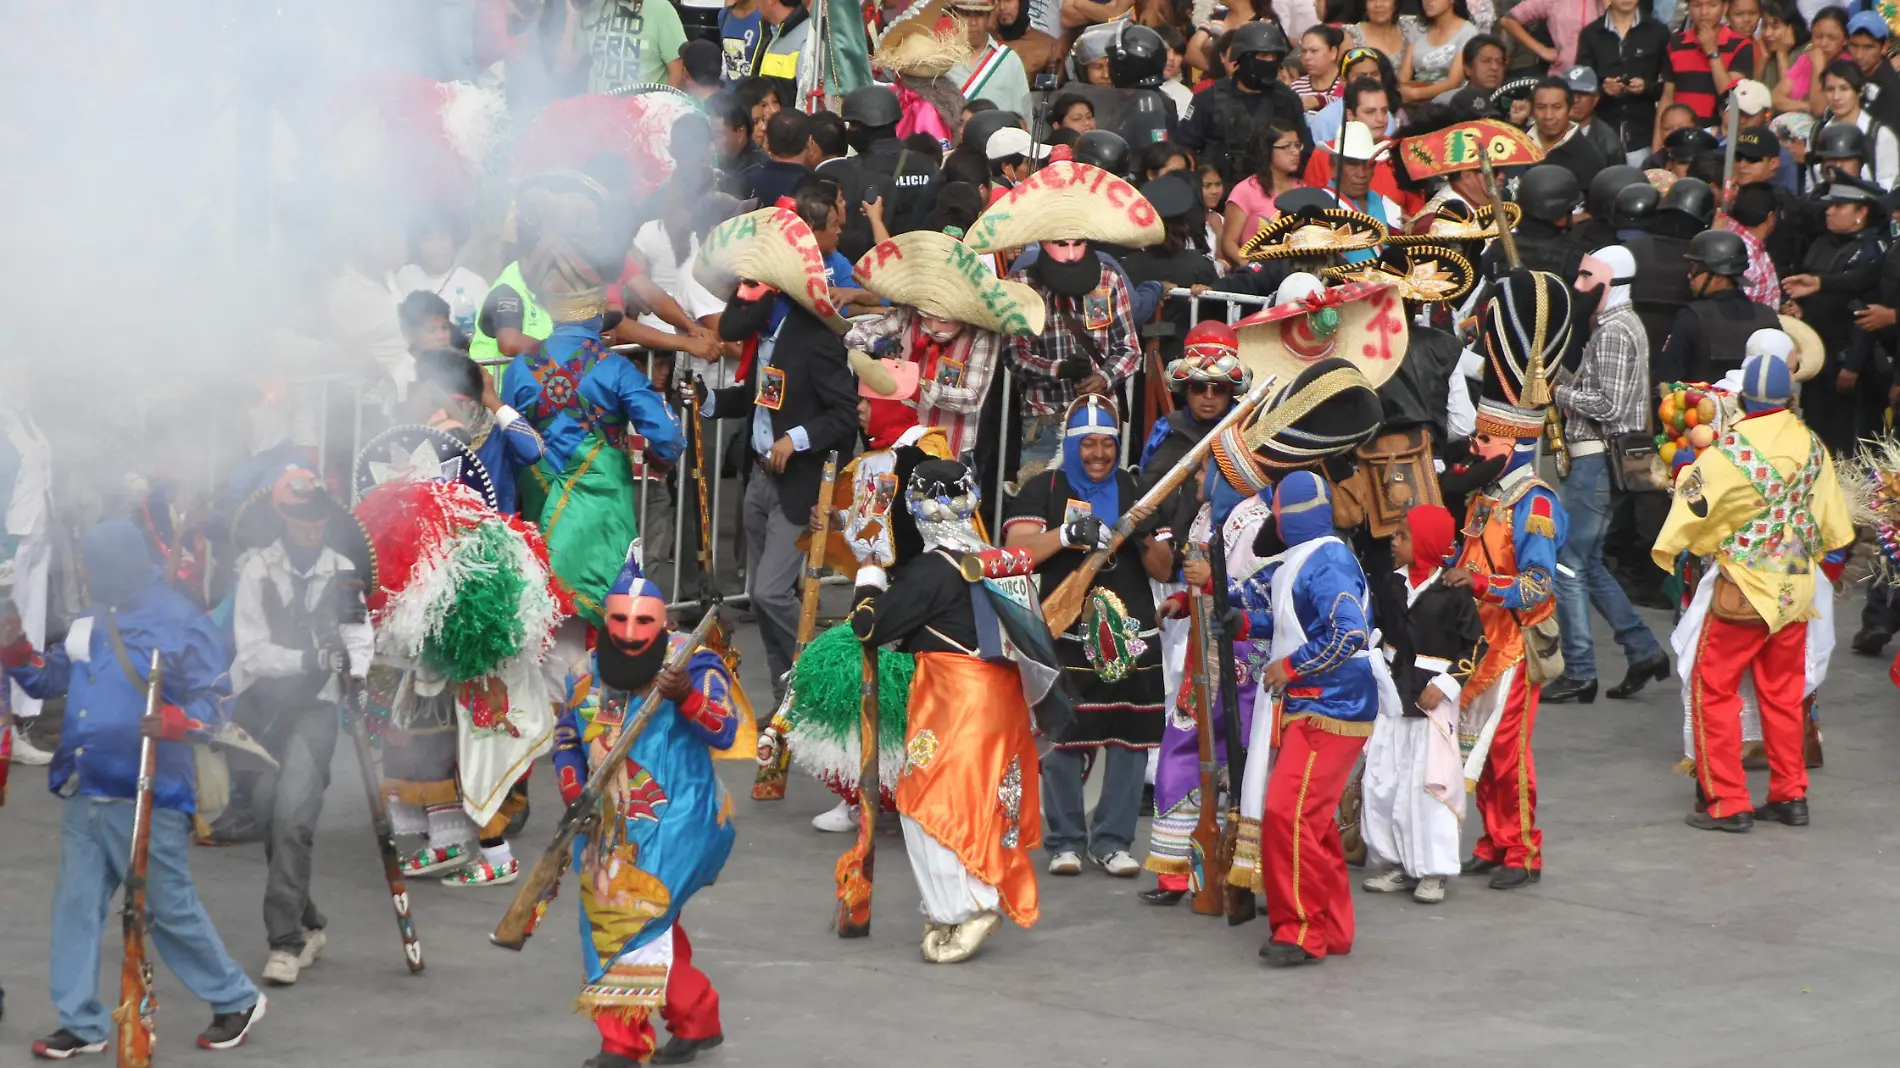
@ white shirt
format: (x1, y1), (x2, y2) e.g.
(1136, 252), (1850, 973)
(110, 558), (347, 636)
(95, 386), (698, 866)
(231, 543), (374, 701)
(389, 264), (489, 335)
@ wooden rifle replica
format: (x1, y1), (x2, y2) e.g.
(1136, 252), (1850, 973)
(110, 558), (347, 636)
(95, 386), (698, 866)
(1209, 523), (1254, 924)
(1183, 544), (1229, 916)
(1474, 150), (1571, 478)
(115, 650), (163, 1068)
(491, 608), (724, 951)
(1042, 377), (1275, 635)
(753, 450), (840, 799)
(344, 675), (424, 973)
(835, 643), (880, 936)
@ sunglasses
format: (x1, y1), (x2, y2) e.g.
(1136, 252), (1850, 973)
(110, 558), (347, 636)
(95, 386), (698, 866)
(1187, 381), (1233, 396)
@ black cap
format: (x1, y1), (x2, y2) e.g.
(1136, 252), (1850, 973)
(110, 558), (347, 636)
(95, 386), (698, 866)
(1734, 127), (1781, 161)
(1141, 172), (1199, 221)
(1445, 87), (1500, 120)
(1664, 126), (1718, 162)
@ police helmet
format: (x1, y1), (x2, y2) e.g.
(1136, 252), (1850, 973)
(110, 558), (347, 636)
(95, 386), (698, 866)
(1232, 20), (1291, 59)
(1586, 164), (1646, 220)
(1663, 126), (1719, 162)
(1814, 121), (1868, 160)
(1684, 229), (1749, 278)
(1610, 182), (1660, 229)
(1660, 177), (1717, 226)
(841, 85), (902, 129)
(1073, 129), (1133, 178)
(1514, 164), (1582, 223)
(1108, 24), (1167, 89)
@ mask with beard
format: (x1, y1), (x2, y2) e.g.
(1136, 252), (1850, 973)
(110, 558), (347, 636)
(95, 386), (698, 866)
(1029, 242), (1102, 298)
(597, 632), (669, 692)
(1438, 442), (1510, 503)
(1236, 55), (1284, 91)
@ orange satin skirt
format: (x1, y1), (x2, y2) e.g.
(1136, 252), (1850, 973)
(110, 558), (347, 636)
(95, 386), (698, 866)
(895, 652), (1043, 927)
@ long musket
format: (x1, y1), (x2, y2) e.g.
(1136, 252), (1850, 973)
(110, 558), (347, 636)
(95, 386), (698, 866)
(1184, 545), (1227, 916)
(1208, 526), (1254, 924)
(1042, 377), (1274, 635)
(753, 450), (841, 799)
(116, 650), (163, 1068)
(492, 608), (724, 950)
(344, 677), (424, 973)
(835, 644), (880, 936)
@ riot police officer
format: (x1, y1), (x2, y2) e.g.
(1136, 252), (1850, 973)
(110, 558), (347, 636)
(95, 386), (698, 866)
(1653, 229), (1778, 386)
(1481, 164), (1581, 279)
(1175, 21), (1308, 191)
(1569, 164), (1646, 256)
(830, 84), (941, 262)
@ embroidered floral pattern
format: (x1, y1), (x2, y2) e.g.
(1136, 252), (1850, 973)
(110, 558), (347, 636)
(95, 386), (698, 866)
(1717, 433), (1820, 573)
(905, 729), (940, 775)
(997, 756), (1023, 850)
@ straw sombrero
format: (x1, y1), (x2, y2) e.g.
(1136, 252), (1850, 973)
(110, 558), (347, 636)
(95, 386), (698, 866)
(1386, 198), (1520, 245)
(875, 0), (974, 77)
(1781, 314), (1824, 383)
(1234, 278), (1410, 390)
(1241, 207), (1387, 262)
(693, 207), (850, 334)
(961, 161), (1164, 253)
(853, 230), (1046, 336)
(1322, 245), (1476, 305)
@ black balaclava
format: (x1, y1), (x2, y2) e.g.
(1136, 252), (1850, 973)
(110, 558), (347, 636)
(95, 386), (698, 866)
(1236, 53), (1284, 91)
(1029, 241), (1102, 298)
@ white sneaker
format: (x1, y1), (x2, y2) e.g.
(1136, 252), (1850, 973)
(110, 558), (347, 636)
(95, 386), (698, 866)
(296, 928), (326, 968)
(1048, 850), (1083, 875)
(261, 949), (300, 986)
(811, 800), (860, 833)
(10, 726), (52, 767)
(1092, 850), (1141, 877)
(1362, 868), (1418, 893)
(1413, 875), (1448, 904)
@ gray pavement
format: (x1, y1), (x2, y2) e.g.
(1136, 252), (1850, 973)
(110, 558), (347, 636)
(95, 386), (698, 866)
(2, 603), (1898, 1068)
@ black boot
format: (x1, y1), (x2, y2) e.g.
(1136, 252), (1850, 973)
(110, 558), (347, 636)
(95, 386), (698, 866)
(1138, 887), (1186, 906)
(651, 1034), (724, 1065)
(1685, 809), (1754, 832)
(1488, 866), (1540, 890)
(1606, 654), (1670, 699)
(1851, 628), (1890, 656)
(1258, 939), (1319, 967)
(1756, 798), (1810, 826)
(1540, 676), (1597, 704)
(1461, 854), (1501, 875)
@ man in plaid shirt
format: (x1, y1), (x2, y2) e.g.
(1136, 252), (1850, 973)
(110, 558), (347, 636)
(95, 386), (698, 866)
(1544, 245), (1670, 707)
(845, 308), (1005, 461)
(1007, 238), (1141, 465)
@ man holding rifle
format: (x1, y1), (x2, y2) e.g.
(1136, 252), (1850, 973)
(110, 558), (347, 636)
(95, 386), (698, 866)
(5, 520), (265, 1059)
(226, 467), (374, 988)
(549, 554), (740, 1067)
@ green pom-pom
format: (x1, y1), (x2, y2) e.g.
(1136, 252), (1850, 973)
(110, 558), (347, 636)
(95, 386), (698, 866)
(1309, 307), (1339, 337)
(428, 520), (529, 682)
(789, 624), (913, 741)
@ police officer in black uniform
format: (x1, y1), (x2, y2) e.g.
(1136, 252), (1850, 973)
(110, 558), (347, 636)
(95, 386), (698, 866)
(1652, 229), (1778, 386)
(1174, 21), (1308, 191)
(1481, 163), (1581, 279)
(831, 84), (941, 262)
(1785, 179), (1888, 455)
(1569, 163), (1646, 257)
(1106, 23), (1177, 150)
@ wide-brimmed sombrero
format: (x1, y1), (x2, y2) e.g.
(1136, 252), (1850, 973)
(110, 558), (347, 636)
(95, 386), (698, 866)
(854, 230), (1046, 336)
(1241, 206), (1387, 262)
(1233, 278), (1410, 390)
(1781, 314), (1824, 383)
(961, 160), (1164, 253)
(875, 0), (974, 77)
(1396, 118), (1543, 181)
(1322, 244), (1476, 305)
(694, 207), (851, 333)
(353, 424), (498, 511)
(1386, 198), (1520, 245)
(232, 465), (379, 591)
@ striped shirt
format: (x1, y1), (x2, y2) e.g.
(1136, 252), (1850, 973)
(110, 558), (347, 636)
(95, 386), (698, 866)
(1663, 27), (1754, 125)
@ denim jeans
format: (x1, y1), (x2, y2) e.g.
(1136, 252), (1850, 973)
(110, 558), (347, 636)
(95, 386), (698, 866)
(53, 798), (260, 1043)
(1555, 452), (1664, 681)
(1041, 745), (1147, 858)
(256, 706), (339, 951)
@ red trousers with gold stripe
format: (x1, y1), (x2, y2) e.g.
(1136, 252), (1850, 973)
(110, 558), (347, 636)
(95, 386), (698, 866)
(1263, 718), (1369, 959)
(596, 926), (722, 1060)
(1470, 667), (1543, 871)
(1690, 616), (1809, 819)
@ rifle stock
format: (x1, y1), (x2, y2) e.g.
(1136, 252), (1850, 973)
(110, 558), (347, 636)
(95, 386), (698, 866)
(755, 450), (841, 800)
(346, 680), (424, 973)
(491, 609), (723, 951)
(1042, 377), (1275, 634)
(116, 650), (163, 1068)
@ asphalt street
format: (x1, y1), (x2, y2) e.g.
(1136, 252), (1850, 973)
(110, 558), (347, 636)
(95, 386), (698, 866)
(1, 602), (1897, 1068)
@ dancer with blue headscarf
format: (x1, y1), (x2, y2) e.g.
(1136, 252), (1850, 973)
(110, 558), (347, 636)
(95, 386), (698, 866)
(1004, 393), (1170, 878)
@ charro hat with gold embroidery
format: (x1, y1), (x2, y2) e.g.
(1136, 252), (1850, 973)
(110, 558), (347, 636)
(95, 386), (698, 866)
(1240, 205), (1387, 262)
(1322, 244), (1476, 305)
(1385, 198), (1519, 246)
(694, 206), (850, 334)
